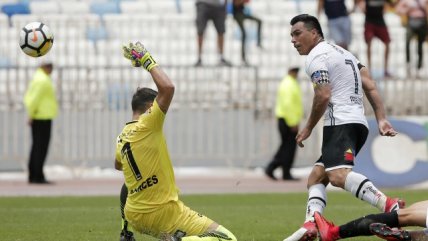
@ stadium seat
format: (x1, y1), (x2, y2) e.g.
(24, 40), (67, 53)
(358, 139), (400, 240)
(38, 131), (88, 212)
(179, 0), (195, 17)
(1, 3), (29, 18)
(0, 13), (8, 28)
(103, 14), (132, 41)
(0, 56), (12, 68)
(10, 13), (38, 28)
(59, 1), (90, 14)
(267, 0), (299, 15)
(86, 25), (108, 43)
(148, 1), (177, 14)
(119, 1), (147, 14)
(29, 1), (60, 15)
(68, 14), (102, 39)
(247, 1), (268, 15)
(90, 1), (120, 17)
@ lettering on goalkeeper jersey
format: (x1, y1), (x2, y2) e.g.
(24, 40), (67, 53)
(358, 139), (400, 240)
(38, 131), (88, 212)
(130, 175), (159, 194)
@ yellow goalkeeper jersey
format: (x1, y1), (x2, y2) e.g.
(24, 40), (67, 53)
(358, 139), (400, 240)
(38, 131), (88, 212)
(116, 100), (179, 213)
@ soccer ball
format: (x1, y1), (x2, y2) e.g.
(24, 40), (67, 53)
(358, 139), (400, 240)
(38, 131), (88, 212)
(19, 22), (54, 57)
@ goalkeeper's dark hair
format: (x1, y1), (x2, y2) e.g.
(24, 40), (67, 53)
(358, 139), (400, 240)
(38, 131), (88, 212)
(132, 87), (158, 113)
(290, 14), (324, 39)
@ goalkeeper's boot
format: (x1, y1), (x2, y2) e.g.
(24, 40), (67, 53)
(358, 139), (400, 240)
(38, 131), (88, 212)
(120, 230), (136, 241)
(370, 223), (411, 241)
(283, 218), (318, 241)
(314, 212), (340, 241)
(384, 197), (406, 213)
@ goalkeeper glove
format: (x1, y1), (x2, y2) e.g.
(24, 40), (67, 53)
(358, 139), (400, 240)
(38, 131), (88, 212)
(122, 42), (158, 71)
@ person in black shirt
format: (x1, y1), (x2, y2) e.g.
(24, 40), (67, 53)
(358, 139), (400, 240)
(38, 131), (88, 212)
(232, 0), (262, 66)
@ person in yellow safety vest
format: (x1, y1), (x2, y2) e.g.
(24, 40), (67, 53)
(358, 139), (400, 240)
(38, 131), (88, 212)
(265, 67), (303, 181)
(24, 62), (58, 184)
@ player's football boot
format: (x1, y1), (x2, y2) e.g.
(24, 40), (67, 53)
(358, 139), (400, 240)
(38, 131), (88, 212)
(164, 230), (231, 241)
(370, 223), (411, 241)
(384, 198), (406, 213)
(283, 218), (318, 241)
(120, 230), (136, 241)
(314, 212), (340, 241)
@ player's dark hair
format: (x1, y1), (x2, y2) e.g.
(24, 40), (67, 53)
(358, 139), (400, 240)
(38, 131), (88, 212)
(131, 87), (158, 113)
(290, 14), (324, 39)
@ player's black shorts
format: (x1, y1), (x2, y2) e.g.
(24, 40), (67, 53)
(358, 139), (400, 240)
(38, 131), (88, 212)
(316, 123), (368, 171)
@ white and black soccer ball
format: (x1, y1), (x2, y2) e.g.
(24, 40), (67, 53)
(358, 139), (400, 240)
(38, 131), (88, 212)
(19, 22), (54, 57)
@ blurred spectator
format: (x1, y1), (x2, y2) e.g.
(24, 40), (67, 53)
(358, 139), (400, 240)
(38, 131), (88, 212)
(356, 0), (396, 78)
(395, 0), (428, 77)
(265, 67), (303, 181)
(176, 0), (182, 13)
(232, 0), (262, 66)
(23, 62), (58, 184)
(195, 0), (231, 66)
(317, 0), (352, 50)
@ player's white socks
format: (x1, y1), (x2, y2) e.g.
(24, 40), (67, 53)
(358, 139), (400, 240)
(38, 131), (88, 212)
(344, 171), (387, 211)
(305, 184), (327, 221)
(425, 207), (428, 228)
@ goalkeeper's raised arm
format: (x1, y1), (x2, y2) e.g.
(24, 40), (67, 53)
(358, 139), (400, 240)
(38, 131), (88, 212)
(123, 42), (175, 113)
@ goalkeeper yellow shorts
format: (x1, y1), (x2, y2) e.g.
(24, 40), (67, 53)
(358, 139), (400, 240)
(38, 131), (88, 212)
(125, 200), (214, 238)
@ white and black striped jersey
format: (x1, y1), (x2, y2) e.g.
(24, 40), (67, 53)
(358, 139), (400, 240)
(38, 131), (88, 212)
(305, 41), (368, 127)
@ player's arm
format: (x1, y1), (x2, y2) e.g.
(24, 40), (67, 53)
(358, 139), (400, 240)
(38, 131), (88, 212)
(149, 67), (175, 113)
(317, 0), (325, 17)
(353, 0), (365, 12)
(360, 66), (397, 136)
(306, 83), (331, 131)
(122, 42), (175, 113)
(115, 158), (122, 171)
(296, 80), (331, 147)
(424, 1), (428, 17)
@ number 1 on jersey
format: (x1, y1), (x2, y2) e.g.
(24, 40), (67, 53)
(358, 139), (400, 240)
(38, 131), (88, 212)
(121, 142), (142, 181)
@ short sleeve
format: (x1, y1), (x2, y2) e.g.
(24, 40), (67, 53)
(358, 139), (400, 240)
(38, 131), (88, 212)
(307, 54), (330, 86)
(137, 100), (165, 132)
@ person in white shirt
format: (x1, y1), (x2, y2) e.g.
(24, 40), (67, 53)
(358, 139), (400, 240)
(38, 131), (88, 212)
(283, 14), (402, 241)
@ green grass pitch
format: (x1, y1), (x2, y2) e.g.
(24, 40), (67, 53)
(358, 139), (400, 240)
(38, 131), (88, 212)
(1, 189), (426, 241)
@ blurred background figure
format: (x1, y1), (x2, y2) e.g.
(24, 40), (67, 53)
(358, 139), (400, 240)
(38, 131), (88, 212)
(355, 0), (396, 78)
(317, 0), (352, 50)
(23, 62), (58, 184)
(265, 67), (303, 181)
(195, 0), (231, 66)
(232, 0), (262, 66)
(395, 0), (428, 78)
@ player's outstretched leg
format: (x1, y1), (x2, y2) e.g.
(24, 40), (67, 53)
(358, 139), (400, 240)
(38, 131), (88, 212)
(384, 198), (406, 213)
(283, 184), (326, 241)
(283, 219), (318, 241)
(344, 172), (405, 213)
(119, 183), (135, 241)
(370, 223), (411, 241)
(167, 225), (237, 241)
(314, 212), (340, 241)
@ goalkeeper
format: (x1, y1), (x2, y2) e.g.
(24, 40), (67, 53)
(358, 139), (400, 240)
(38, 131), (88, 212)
(115, 42), (237, 241)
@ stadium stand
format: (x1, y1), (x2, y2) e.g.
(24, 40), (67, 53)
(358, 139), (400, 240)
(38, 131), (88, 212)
(58, 1), (90, 15)
(29, 1), (59, 15)
(90, 1), (120, 17)
(0, 0), (427, 172)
